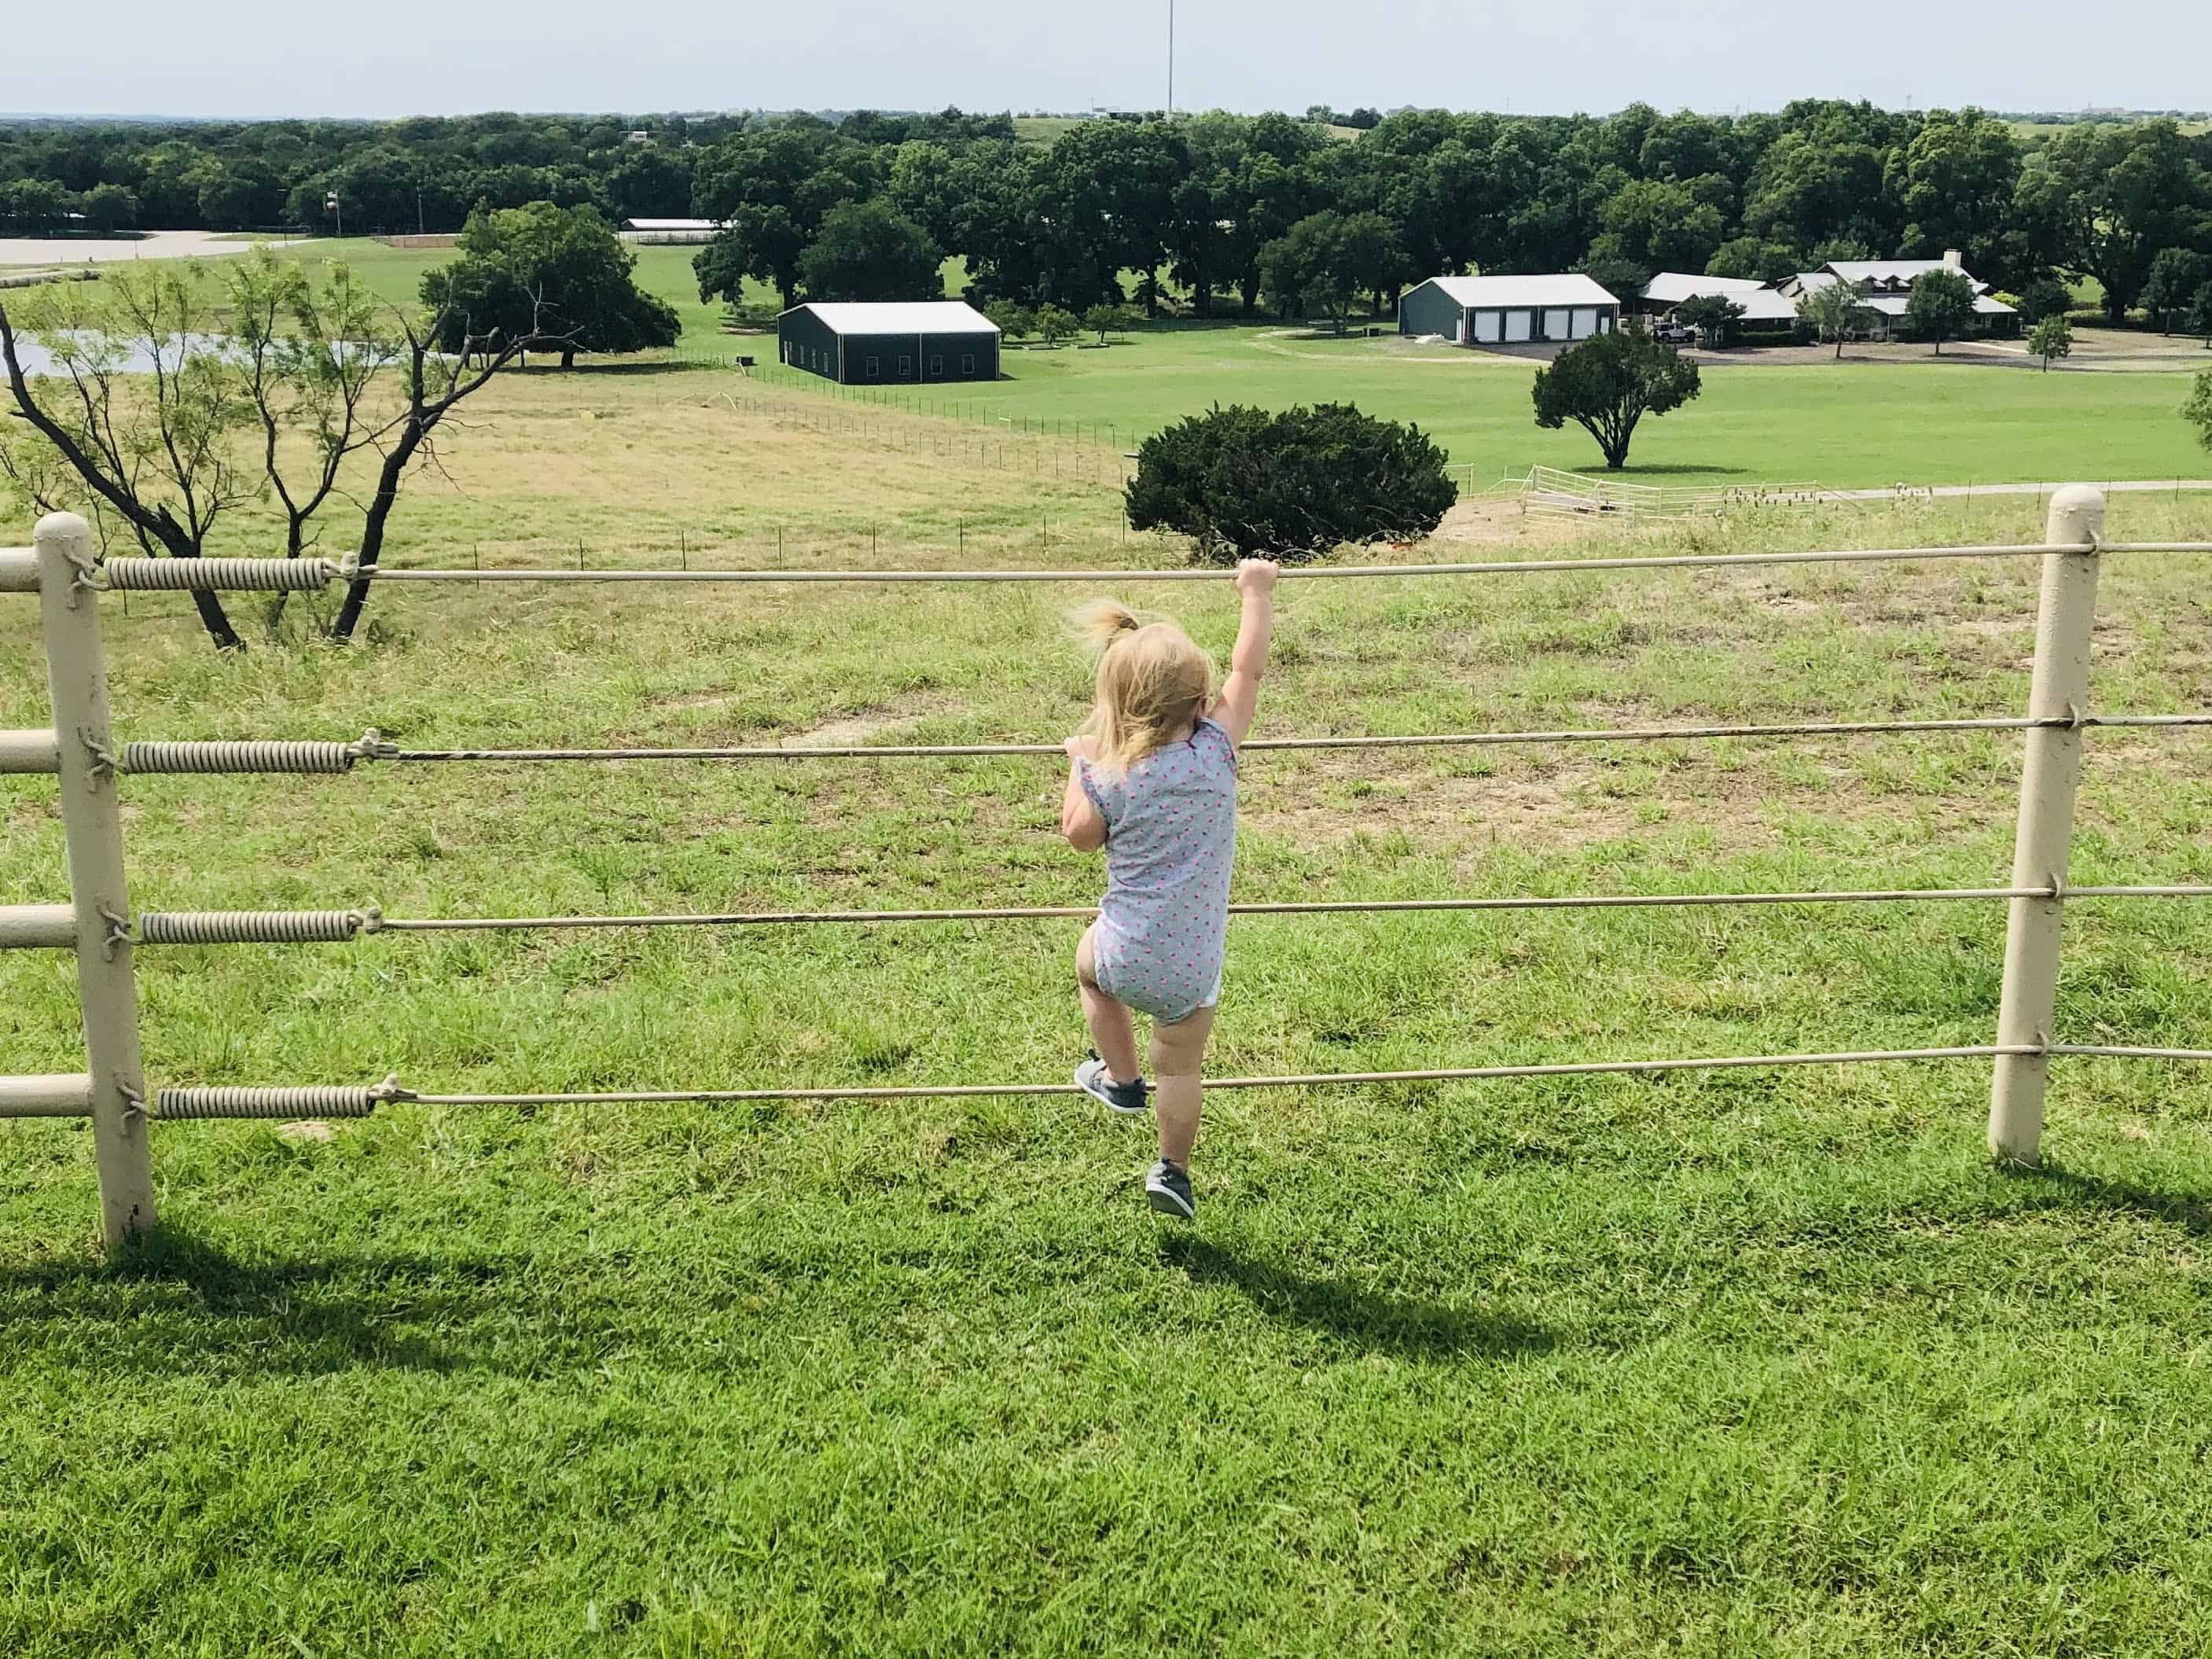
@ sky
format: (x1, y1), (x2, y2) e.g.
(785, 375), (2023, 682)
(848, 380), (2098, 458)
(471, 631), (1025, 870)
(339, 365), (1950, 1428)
(9, 0), (2210, 121)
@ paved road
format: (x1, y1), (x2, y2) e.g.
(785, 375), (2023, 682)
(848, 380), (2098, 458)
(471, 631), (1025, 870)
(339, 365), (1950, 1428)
(0, 230), (292, 269)
(1823, 480), (2212, 500)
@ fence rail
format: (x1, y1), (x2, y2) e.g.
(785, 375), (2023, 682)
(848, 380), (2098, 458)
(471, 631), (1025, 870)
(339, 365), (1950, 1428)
(8, 485), (2212, 1245)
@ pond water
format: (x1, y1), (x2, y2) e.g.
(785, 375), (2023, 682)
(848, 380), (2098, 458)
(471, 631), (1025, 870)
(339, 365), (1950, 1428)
(2, 330), (401, 378)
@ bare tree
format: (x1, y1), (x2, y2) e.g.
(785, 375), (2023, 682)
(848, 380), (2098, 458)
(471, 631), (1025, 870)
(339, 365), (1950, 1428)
(1, 265), (259, 648)
(2, 252), (570, 649)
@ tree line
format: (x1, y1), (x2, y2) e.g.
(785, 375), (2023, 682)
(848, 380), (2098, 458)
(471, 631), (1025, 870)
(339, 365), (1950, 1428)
(5, 105), (2209, 322)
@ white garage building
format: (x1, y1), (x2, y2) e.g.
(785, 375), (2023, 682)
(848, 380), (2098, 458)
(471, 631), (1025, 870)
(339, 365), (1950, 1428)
(1398, 273), (1622, 347)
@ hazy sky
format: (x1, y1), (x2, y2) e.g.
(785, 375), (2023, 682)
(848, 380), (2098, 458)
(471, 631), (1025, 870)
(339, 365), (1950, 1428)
(12, 0), (2209, 120)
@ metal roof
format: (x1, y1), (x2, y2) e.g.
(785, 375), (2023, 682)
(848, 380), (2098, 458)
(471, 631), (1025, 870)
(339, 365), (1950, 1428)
(622, 218), (722, 230)
(1416, 273), (1622, 309)
(1641, 272), (1767, 304)
(1823, 259), (1992, 295)
(1861, 293), (2018, 317)
(785, 300), (1001, 335)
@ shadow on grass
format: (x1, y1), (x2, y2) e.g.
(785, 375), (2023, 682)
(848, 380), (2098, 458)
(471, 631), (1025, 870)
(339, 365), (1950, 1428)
(2008, 1161), (2212, 1237)
(0, 1227), (563, 1376)
(1159, 1236), (1560, 1360)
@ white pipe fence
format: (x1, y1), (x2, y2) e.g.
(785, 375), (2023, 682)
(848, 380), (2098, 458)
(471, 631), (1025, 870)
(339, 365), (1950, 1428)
(6, 488), (2212, 1245)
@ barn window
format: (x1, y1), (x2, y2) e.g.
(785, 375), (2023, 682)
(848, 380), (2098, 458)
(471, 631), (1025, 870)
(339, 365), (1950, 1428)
(929, 355), (943, 377)
(866, 356), (880, 378)
(961, 354), (975, 375)
(899, 355), (913, 376)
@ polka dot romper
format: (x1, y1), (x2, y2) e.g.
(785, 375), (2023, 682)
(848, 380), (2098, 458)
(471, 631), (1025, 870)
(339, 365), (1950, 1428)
(1077, 718), (1239, 1024)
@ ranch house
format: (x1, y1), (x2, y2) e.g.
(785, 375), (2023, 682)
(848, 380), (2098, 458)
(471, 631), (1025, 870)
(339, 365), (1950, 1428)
(1398, 273), (1621, 347)
(777, 300), (1002, 386)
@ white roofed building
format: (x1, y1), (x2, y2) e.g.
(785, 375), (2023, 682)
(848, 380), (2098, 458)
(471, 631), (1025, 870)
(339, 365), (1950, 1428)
(1398, 273), (1621, 348)
(619, 218), (723, 245)
(777, 300), (1001, 384)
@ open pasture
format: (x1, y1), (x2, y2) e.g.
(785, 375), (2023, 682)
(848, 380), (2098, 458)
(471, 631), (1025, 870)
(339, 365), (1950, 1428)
(265, 239), (2212, 492)
(5, 376), (2212, 1654)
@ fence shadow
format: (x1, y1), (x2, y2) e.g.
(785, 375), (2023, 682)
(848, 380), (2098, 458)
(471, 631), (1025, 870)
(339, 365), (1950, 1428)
(0, 1227), (520, 1376)
(2009, 1161), (2212, 1237)
(1156, 1234), (1560, 1360)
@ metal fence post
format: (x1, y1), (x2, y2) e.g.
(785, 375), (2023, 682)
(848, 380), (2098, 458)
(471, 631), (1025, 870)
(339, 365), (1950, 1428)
(35, 512), (156, 1242)
(1988, 485), (2104, 1165)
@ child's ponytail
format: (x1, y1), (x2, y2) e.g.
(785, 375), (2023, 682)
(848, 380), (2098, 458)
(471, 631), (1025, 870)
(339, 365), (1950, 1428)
(1070, 600), (1214, 778)
(1072, 600), (1144, 653)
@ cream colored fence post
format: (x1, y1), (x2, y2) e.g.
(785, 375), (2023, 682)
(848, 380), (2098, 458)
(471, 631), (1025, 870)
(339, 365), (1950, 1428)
(1988, 486), (2105, 1165)
(35, 512), (156, 1242)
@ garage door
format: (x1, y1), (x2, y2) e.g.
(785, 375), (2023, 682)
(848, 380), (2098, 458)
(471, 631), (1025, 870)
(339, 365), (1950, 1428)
(1543, 308), (1571, 340)
(1472, 310), (1502, 343)
(1570, 307), (1599, 338)
(1503, 310), (1532, 343)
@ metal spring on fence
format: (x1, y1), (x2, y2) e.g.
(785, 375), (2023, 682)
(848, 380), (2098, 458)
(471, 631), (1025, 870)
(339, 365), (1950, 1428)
(138, 907), (380, 945)
(123, 732), (383, 775)
(156, 1084), (383, 1120)
(101, 557), (343, 592)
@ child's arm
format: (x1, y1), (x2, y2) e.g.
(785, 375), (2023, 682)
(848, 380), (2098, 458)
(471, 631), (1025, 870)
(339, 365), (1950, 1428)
(1210, 558), (1280, 748)
(1060, 736), (1108, 852)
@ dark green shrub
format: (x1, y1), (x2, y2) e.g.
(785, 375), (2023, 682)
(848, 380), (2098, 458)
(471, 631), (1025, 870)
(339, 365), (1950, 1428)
(1123, 401), (1456, 564)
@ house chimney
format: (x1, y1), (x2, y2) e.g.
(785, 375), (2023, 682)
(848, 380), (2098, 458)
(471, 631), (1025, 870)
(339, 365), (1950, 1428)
(1942, 249), (1963, 270)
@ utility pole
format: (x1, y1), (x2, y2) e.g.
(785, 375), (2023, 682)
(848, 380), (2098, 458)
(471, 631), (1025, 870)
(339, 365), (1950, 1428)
(417, 189), (424, 235)
(325, 190), (342, 241)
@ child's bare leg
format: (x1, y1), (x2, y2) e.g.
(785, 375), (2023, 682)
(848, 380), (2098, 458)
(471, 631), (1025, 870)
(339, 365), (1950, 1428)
(1075, 925), (1142, 1083)
(1148, 1006), (1217, 1167)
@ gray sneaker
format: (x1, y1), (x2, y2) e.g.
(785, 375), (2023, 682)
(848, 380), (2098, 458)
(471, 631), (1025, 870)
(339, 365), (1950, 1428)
(1145, 1159), (1196, 1219)
(1075, 1055), (1148, 1116)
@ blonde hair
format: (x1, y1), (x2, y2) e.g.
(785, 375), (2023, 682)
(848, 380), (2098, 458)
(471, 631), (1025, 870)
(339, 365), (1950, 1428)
(1072, 600), (1214, 778)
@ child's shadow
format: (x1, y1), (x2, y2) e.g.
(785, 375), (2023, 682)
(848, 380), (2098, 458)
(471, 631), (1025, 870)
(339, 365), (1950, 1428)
(1158, 1235), (1560, 1360)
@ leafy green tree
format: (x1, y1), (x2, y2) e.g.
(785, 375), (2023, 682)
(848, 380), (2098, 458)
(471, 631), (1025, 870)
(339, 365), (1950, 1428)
(2028, 313), (2073, 373)
(2015, 276), (2075, 325)
(1705, 236), (1798, 284)
(1082, 303), (1131, 344)
(2187, 370), (2212, 451)
(1258, 210), (1405, 333)
(1890, 110), (2023, 285)
(1795, 279), (1876, 359)
(1675, 292), (1747, 346)
(1034, 304), (1077, 347)
(1531, 326), (1703, 470)
(79, 182), (138, 233)
(1125, 402), (1456, 562)
(1903, 267), (1978, 354)
(2143, 250), (2210, 333)
(982, 300), (1034, 341)
(1, 178), (73, 234)
(2018, 121), (2210, 322)
(423, 202), (679, 369)
(797, 201), (942, 302)
(689, 120), (877, 308)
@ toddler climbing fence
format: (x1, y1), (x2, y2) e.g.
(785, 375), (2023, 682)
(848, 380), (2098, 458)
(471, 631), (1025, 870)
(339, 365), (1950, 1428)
(7, 491), (2212, 1246)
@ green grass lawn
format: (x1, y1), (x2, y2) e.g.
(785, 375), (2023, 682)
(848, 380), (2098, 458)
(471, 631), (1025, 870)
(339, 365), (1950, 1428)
(5, 372), (2212, 1652)
(754, 327), (2212, 491)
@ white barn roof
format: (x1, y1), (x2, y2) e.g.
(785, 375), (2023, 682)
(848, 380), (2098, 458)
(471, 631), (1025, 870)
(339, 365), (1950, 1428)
(787, 300), (1001, 335)
(1641, 272), (1766, 304)
(622, 218), (722, 231)
(1418, 273), (1621, 309)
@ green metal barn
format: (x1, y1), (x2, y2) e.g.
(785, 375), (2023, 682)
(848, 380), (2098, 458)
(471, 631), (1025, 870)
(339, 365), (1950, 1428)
(1399, 274), (1621, 348)
(777, 301), (1002, 385)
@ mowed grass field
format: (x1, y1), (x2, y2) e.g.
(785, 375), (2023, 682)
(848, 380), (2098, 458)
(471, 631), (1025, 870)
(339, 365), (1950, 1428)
(5, 373), (2212, 1653)
(286, 237), (2212, 492)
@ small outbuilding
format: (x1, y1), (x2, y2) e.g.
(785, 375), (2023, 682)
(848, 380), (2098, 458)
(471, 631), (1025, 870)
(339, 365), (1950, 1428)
(777, 300), (1002, 385)
(619, 218), (722, 245)
(1398, 274), (1620, 347)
